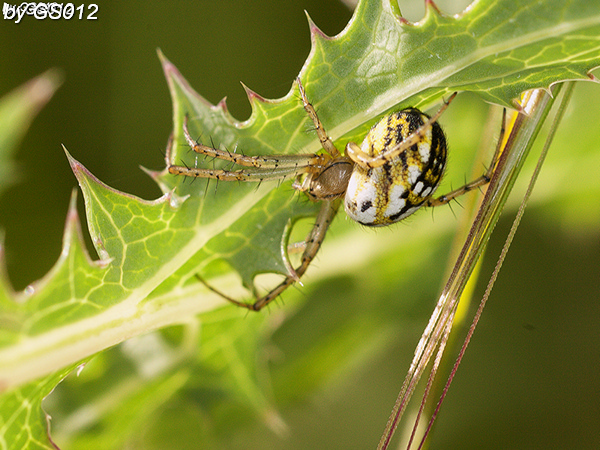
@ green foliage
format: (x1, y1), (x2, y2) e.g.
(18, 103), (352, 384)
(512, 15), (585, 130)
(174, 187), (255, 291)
(0, 70), (61, 197)
(1, 0), (599, 448)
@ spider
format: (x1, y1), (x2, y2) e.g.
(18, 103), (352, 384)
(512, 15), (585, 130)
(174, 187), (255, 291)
(168, 78), (500, 311)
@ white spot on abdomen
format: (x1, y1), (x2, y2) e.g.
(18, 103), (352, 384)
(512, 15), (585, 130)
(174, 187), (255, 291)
(345, 170), (378, 224)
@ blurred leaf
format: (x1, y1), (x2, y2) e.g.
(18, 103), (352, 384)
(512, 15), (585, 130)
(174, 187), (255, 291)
(0, 70), (61, 196)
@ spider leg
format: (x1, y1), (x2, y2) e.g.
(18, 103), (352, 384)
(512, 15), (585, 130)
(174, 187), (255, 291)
(287, 240), (307, 255)
(251, 198), (341, 310)
(199, 199), (341, 311)
(297, 78), (341, 158)
(170, 117), (332, 181)
(426, 107), (507, 207)
(180, 115), (328, 170)
(168, 163), (317, 182)
(346, 92), (457, 169)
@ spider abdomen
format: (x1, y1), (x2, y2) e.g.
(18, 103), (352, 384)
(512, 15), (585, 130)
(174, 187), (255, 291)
(344, 109), (447, 227)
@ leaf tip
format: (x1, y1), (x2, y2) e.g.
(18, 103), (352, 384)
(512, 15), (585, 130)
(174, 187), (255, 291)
(159, 50), (212, 111)
(158, 48), (175, 76)
(217, 97), (230, 114)
(156, 47), (166, 64)
(140, 164), (161, 180)
(241, 82), (266, 105)
(424, 0), (441, 13)
(421, 0), (450, 24)
(166, 190), (189, 209)
(64, 145), (81, 173)
(305, 10), (330, 42)
(24, 68), (64, 112)
(64, 145), (92, 186)
(263, 407), (289, 437)
(64, 146), (109, 192)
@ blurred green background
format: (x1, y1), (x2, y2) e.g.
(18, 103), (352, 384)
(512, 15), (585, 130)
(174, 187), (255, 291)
(1, 1), (599, 449)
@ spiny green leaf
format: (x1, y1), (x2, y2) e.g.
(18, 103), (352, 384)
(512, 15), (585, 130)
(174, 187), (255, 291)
(1, 0), (599, 448)
(164, 0), (600, 290)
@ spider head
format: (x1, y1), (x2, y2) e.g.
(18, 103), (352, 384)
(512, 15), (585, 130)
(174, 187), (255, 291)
(305, 157), (353, 200)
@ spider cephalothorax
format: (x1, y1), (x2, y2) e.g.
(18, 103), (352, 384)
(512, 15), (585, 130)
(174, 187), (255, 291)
(168, 79), (497, 310)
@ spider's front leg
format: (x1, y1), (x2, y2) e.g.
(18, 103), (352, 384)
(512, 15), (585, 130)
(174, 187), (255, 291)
(297, 78), (340, 158)
(167, 114), (329, 182)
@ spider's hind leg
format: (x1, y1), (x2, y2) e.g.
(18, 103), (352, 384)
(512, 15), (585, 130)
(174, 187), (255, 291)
(426, 108), (507, 208)
(198, 199), (341, 311)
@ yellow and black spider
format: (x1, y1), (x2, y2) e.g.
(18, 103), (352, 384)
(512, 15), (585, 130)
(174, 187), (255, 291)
(168, 79), (499, 310)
